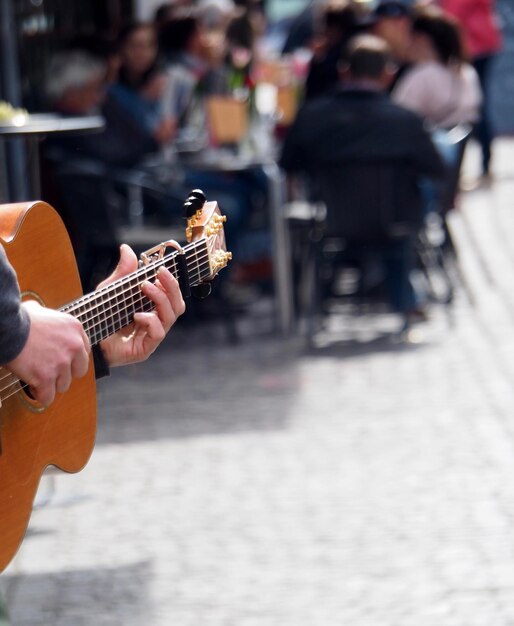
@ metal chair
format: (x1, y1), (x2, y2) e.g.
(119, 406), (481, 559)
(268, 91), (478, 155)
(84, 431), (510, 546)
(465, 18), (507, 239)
(290, 125), (474, 343)
(289, 161), (425, 342)
(414, 124), (473, 308)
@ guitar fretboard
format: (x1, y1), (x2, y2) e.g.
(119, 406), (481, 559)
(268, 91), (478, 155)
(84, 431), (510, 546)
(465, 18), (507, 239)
(61, 239), (209, 346)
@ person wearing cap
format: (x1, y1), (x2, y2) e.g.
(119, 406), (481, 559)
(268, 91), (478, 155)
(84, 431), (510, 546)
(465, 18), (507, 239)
(368, 0), (414, 87)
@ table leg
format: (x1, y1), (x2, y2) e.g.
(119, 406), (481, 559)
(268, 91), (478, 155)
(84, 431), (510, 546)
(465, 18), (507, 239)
(262, 162), (294, 335)
(4, 139), (29, 201)
(26, 137), (41, 200)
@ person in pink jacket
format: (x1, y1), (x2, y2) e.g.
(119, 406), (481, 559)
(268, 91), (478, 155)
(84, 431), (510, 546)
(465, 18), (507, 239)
(439, 0), (503, 176)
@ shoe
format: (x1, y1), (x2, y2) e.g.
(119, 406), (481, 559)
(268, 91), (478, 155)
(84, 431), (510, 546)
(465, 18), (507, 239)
(480, 172), (493, 187)
(405, 308), (429, 324)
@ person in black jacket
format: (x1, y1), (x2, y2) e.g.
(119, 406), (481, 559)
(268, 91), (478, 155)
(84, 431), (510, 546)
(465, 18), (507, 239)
(304, 0), (359, 100)
(280, 33), (445, 319)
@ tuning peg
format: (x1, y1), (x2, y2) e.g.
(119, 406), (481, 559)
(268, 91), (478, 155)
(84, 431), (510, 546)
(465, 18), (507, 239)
(183, 189), (207, 218)
(183, 200), (197, 218)
(191, 282), (212, 299)
(189, 189), (206, 204)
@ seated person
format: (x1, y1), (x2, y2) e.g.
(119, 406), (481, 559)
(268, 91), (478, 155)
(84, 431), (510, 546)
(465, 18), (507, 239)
(45, 49), (158, 168)
(159, 11), (231, 128)
(109, 21), (176, 146)
(304, 0), (359, 100)
(391, 7), (480, 214)
(157, 11), (263, 255)
(391, 5), (482, 129)
(42, 49), (160, 290)
(280, 34), (445, 320)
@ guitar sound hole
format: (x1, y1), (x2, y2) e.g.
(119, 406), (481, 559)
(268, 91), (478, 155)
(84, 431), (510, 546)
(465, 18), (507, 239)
(18, 381), (45, 413)
(23, 383), (35, 401)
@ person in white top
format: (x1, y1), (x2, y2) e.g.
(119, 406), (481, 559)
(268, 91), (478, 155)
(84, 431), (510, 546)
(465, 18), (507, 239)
(392, 5), (482, 129)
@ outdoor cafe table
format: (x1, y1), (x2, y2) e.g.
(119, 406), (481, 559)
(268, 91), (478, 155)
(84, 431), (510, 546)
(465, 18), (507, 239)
(179, 148), (295, 336)
(0, 113), (105, 200)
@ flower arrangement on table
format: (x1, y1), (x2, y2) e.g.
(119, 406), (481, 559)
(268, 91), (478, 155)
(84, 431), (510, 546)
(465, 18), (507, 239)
(0, 101), (28, 125)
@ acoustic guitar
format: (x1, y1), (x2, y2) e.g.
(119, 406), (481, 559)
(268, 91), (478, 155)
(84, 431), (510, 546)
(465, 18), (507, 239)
(0, 197), (231, 572)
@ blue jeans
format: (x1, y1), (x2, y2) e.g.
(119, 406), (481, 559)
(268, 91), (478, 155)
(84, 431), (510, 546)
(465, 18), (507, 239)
(383, 237), (418, 313)
(420, 128), (460, 215)
(473, 55), (495, 174)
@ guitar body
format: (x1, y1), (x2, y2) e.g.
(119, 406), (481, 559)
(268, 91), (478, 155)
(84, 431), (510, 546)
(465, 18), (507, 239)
(0, 201), (97, 571)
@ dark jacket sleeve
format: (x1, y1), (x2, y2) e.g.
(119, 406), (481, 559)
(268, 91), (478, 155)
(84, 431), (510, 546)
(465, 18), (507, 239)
(0, 245), (30, 364)
(279, 105), (313, 173)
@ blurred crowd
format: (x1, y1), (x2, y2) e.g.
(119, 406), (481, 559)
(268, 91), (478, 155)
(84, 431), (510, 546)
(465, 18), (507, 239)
(39, 0), (501, 165)
(279, 0), (501, 325)
(40, 0), (271, 290)
(37, 0), (503, 322)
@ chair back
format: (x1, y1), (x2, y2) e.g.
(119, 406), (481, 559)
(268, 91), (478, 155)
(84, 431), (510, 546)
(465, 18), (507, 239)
(432, 124), (472, 214)
(314, 160), (425, 243)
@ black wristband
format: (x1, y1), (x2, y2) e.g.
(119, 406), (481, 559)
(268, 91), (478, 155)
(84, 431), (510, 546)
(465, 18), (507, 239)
(92, 345), (110, 379)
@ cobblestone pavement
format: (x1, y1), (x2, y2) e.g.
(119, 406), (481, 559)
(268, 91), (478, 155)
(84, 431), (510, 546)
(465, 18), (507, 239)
(4, 140), (514, 626)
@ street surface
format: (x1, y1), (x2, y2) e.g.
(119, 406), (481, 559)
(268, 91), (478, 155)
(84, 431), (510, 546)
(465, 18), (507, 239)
(4, 138), (514, 625)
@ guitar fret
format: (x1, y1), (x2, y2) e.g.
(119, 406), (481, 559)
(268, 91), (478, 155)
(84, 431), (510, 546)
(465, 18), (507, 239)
(113, 281), (123, 333)
(195, 243), (203, 284)
(57, 238), (212, 348)
(186, 240), (207, 286)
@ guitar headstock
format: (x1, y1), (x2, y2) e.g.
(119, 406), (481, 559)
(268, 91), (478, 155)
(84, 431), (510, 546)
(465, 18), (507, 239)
(186, 197), (232, 279)
(139, 191), (232, 297)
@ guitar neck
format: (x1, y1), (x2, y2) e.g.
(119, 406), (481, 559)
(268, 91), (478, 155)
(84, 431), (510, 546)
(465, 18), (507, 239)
(61, 239), (209, 346)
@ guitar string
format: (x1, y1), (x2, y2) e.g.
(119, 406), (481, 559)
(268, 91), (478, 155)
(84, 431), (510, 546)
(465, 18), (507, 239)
(63, 244), (210, 316)
(64, 251), (212, 330)
(65, 247), (211, 314)
(0, 290), (159, 396)
(0, 272), (208, 402)
(0, 373), (19, 396)
(0, 211), (226, 402)
(0, 247), (223, 401)
(0, 278), (175, 399)
(0, 255), (209, 400)
(0, 291), (160, 397)
(74, 255), (213, 340)
(62, 237), (209, 307)
(0, 252), (214, 393)
(0, 256), (225, 400)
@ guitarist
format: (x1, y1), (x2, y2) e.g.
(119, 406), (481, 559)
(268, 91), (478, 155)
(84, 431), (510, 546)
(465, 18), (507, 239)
(0, 243), (185, 405)
(0, 242), (185, 623)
